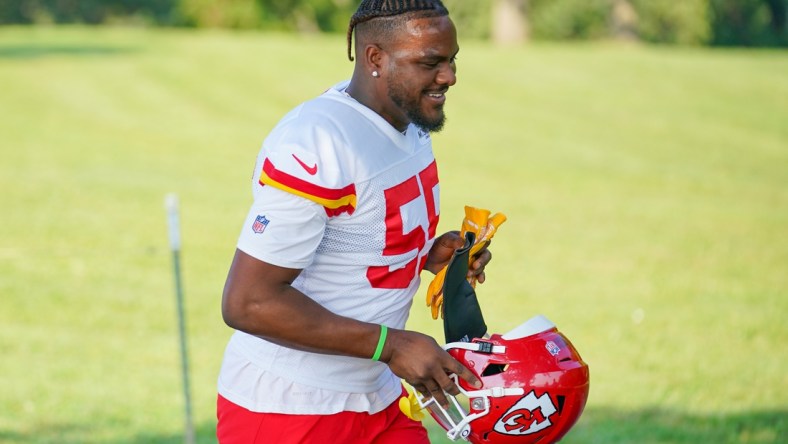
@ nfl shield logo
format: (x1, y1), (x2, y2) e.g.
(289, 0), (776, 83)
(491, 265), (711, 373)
(252, 215), (270, 234)
(545, 340), (561, 356)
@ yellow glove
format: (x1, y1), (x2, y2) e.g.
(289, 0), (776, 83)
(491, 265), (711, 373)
(426, 206), (507, 320)
(460, 210), (506, 288)
(398, 387), (426, 421)
(426, 267), (447, 320)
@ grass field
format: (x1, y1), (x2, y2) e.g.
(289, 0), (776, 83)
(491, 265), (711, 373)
(0, 26), (786, 443)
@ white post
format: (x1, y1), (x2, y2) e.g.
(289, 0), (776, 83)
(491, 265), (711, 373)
(165, 193), (196, 444)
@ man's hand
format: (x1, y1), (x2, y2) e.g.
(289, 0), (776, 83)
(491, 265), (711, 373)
(381, 328), (481, 408)
(424, 231), (492, 281)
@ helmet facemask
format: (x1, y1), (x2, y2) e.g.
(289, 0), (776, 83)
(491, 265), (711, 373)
(416, 373), (526, 441)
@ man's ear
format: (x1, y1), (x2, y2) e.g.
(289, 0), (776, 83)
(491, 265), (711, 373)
(363, 44), (385, 76)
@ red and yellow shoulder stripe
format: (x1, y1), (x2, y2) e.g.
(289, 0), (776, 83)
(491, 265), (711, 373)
(260, 158), (356, 216)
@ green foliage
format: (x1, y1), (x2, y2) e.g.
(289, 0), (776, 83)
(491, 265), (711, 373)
(443, 0), (491, 40)
(527, 0), (713, 44)
(709, 0), (788, 46)
(178, 0), (263, 29)
(258, 0), (357, 32)
(308, 0), (358, 33)
(0, 0), (786, 47)
(530, 0), (613, 40)
(0, 0), (27, 23)
(0, 0), (179, 25)
(631, 0), (711, 44)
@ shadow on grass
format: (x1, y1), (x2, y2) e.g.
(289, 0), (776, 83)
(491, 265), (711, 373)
(126, 422), (219, 444)
(0, 44), (137, 59)
(1, 407), (784, 443)
(559, 407), (786, 444)
(0, 421), (217, 444)
(428, 406), (786, 444)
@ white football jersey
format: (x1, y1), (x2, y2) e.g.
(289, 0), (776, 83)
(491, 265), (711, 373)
(218, 81), (441, 414)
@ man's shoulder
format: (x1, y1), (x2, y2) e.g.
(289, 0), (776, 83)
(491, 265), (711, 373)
(300, 86), (367, 127)
(270, 94), (358, 138)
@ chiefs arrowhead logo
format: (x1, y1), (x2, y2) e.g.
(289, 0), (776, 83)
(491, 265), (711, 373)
(493, 391), (557, 436)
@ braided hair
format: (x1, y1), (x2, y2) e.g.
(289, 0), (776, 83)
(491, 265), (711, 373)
(347, 0), (449, 61)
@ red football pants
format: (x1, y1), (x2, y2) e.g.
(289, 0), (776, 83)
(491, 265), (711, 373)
(216, 392), (430, 444)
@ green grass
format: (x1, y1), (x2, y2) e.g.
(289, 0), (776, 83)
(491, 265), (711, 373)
(1, 26), (786, 443)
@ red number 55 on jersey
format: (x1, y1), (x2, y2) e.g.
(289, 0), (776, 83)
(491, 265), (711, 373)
(367, 161), (439, 289)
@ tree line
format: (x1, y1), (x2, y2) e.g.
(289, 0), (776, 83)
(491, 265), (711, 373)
(1, 0), (785, 47)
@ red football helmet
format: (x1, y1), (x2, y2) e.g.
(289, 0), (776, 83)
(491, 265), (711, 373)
(417, 315), (590, 443)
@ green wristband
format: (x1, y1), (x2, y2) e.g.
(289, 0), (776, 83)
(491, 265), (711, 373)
(372, 325), (388, 361)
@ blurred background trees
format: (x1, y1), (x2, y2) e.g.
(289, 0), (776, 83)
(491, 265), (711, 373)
(0, 0), (785, 47)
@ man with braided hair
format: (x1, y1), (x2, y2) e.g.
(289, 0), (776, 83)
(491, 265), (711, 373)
(217, 1), (491, 442)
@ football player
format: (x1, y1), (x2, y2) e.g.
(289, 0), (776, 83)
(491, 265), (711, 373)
(216, 1), (491, 442)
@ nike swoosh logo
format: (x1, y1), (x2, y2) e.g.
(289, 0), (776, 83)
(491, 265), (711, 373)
(292, 154), (317, 175)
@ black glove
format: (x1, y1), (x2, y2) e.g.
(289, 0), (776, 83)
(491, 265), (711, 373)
(442, 231), (488, 343)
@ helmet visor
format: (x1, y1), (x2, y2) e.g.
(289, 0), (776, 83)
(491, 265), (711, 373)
(429, 396), (466, 429)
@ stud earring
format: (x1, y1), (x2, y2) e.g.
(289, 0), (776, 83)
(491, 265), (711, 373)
(372, 71), (379, 78)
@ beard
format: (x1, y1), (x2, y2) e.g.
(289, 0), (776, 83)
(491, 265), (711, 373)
(387, 77), (447, 133)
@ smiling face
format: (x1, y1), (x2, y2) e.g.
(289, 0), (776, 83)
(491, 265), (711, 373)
(380, 15), (458, 133)
(349, 13), (458, 134)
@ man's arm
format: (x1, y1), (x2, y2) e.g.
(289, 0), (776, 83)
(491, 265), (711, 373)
(221, 248), (481, 407)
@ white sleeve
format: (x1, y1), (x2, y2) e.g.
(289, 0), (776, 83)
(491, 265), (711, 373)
(236, 184), (328, 270)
